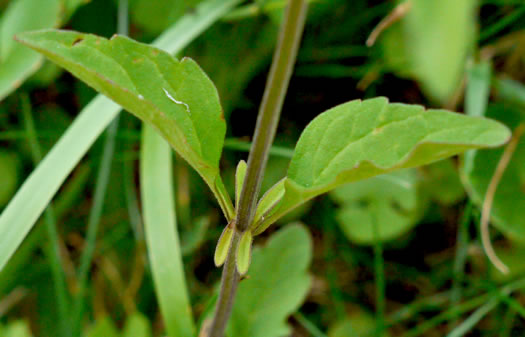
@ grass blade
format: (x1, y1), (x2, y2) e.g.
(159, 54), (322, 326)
(71, 115), (120, 334)
(446, 298), (499, 337)
(140, 125), (195, 337)
(0, 0), (242, 272)
(20, 94), (70, 337)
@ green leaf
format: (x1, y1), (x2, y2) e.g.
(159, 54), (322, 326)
(235, 160), (247, 210)
(215, 224), (234, 267)
(0, 0), (62, 100)
(330, 170), (425, 244)
(0, 0), (241, 275)
(84, 317), (119, 337)
(236, 230), (253, 275)
(421, 159), (465, 205)
(140, 125), (195, 337)
(15, 29), (234, 219)
(463, 104), (525, 242)
(227, 224), (312, 337)
(258, 97), (510, 232)
(252, 179), (285, 235)
(328, 311), (391, 337)
(403, 0), (477, 102)
(3, 320), (33, 337)
(130, 0), (201, 35)
(122, 313), (152, 337)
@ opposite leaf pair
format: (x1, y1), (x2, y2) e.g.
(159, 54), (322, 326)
(16, 29), (511, 277)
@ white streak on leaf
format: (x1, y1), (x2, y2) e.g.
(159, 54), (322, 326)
(163, 88), (190, 114)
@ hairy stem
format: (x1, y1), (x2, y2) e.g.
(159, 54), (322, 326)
(208, 0), (308, 336)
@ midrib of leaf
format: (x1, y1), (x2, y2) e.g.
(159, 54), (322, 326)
(314, 114), (426, 185)
(311, 101), (391, 185)
(310, 112), (503, 188)
(113, 41), (205, 158)
(254, 98), (510, 235)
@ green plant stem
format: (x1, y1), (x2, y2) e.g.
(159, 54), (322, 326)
(294, 312), (328, 337)
(234, 0), (308, 233)
(21, 94), (70, 337)
(372, 215), (385, 337)
(450, 201), (472, 325)
(209, 231), (241, 336)
(208, 1), (308, 336)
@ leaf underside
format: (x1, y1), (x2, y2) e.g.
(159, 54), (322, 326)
(258, 97), (510, 232)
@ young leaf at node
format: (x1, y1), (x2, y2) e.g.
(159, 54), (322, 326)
(251, 178), (285, 235)
(236, 230), (253, 275)
(214, 224), (234, 267)
(235, 160), (247, 210)
(228, 224), (312, 337)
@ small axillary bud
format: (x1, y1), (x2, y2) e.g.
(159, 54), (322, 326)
(213, 220), (236, 267)
(235, 229), (253, 276)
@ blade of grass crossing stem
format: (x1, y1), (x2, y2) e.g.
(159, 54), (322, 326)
(0, 0), (242, 272)
(21, 94), (70, 337)
(140, 125), (195, 337)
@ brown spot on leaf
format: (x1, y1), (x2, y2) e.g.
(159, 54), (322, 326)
(151, 49), (159, 56)
(72, 37), (84, 46)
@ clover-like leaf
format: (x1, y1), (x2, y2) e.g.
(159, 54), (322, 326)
(16, 29), (233, 219)
(403, 0), (477, 103)
(328, 311), (391, 337)
(421, 159), (465, 205)
(257, 97), (510, 232)
(227, 224), (312, 337)
(122, 312), (152, 337)
(330, 169), (426, 245)
(463, 103), (525, 243)
(84, 317), (119, 337)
